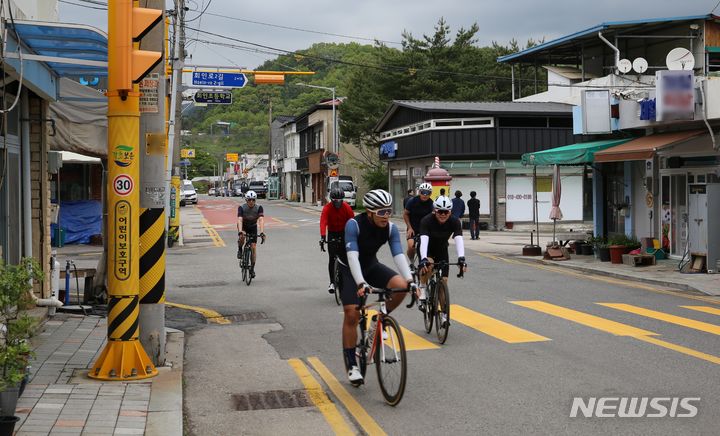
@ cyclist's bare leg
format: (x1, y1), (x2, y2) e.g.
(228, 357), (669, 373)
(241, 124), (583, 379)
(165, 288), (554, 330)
(251, 243), (257, 265)
(419, 257), (435, 286)
(384, 274), (409, 313)
(406, 237), (416, 260)
(342, 305), (360, 348)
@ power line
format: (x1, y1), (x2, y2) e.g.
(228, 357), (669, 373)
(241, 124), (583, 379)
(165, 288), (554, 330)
(713, 0), (720, 13)
(58, 0), (106, 10)
(201, 11), (402, 46)
(184, 0), (213, 23)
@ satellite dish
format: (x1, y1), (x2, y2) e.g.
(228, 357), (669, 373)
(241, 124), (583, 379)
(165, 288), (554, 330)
(666, 48), (695, 70)
(632, 57), (648, 74)
(617, 58), (632, 74)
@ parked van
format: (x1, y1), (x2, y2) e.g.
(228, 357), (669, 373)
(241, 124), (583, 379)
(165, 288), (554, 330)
(326, 176), (357, 208)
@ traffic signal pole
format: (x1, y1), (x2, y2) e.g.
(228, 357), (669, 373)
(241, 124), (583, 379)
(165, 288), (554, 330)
(90, 0), (162, 381)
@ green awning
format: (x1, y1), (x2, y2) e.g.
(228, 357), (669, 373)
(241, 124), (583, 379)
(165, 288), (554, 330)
(521, 138), (632, 166)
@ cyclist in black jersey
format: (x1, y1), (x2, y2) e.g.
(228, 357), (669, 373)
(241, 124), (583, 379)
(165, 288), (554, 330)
(403, 182), (434, 260)
(237, 190), (266, 278)
(341, 189), (417, 385)
(417, 196), (467, 309)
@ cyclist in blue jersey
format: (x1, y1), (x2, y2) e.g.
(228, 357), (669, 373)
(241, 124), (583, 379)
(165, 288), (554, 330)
(340, 189), (417, 385)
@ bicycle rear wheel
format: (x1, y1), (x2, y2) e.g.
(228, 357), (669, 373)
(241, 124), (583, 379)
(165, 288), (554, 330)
(375, 315), (407, 406)
(423, 280), (434, 333)
(332, 258), (342, 306)
(435, 280), (450, 344)
(243, 247), (253, 286)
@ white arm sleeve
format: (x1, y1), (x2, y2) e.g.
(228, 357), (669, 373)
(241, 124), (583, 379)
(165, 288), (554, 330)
(419, 235), (429, 259)
(454, 235), (465, 258)
(393, 254), (413, 282)
(347, 251), (366, 286)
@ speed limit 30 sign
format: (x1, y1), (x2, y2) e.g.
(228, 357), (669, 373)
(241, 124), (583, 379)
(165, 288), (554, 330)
(113, 174), (134, 196)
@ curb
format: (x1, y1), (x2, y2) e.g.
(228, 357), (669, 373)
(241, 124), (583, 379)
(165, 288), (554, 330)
(512, 256), (708, 294)
(146, 327), (184, 436)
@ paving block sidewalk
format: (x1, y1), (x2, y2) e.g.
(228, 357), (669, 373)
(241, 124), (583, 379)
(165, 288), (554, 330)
(15, 314), (183, 436)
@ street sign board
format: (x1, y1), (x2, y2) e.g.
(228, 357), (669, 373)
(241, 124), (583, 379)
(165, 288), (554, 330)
(226, 153), (239, 162)
(180, 149), (195, 158)
(192, 72), (247, 88)
(179, 159), (192, 167)
(193, 91), (232, 104)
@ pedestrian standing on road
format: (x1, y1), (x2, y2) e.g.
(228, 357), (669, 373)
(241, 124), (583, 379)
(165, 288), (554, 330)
(403, 189), (414, 209)
(320, 187), (354, 294)
(467, 191), (480, 240)
(451, 190), (465, 219)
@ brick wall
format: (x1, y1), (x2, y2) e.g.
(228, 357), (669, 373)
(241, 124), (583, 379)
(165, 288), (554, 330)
(29, 93), (50, 297)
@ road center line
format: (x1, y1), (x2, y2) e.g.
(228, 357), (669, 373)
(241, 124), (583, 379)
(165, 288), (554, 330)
(307, 357), (387, 436)
(450, 304), (550, 343)
(288, 359), (354, 435)
(598, 303), (720, 336)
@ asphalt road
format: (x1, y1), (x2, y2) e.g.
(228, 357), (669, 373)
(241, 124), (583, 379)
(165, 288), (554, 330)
(169, 197), (720, 436)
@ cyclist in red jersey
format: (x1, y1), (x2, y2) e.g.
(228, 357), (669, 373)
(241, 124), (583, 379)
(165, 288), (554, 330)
(320, 187), (355, 293)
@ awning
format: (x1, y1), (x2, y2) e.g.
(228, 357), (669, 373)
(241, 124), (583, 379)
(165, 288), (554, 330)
(594, 130), (705, 163)
(521, 138), (632, 166)
(60, 151), (102, 164)
(9, 20), (108, 78)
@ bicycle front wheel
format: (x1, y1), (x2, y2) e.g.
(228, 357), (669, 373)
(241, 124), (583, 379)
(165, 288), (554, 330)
(423, 280), (434, 333)
(243, 248), (253, 286)
(375, 316), (407, 406)
(333, 258), (342, 306)
(435, 280), (450, 344)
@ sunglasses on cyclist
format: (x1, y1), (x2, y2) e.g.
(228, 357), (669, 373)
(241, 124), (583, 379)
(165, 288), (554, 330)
(247, 199), (256, 202)
(419, 189), (432, 196)
(374, 208), (392, 217)
(435, 210), (450, 216)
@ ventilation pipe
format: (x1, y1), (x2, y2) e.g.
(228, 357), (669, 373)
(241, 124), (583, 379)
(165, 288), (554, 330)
(598, 32), (620, 74)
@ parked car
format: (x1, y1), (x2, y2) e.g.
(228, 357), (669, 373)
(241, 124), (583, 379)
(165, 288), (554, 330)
(181, 179), (198, 205)
(179, 189), (187, 207)
(326, 176), (357, 208)
(248, 180), (268, 198)
(208, 187), (216, 196)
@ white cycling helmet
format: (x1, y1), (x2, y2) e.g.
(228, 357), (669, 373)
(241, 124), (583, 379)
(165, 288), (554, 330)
(363, 189), (392, 211)
(433, 195), (452, 211)
(418, 182), (432, 192)
(245, 190), (257, 199)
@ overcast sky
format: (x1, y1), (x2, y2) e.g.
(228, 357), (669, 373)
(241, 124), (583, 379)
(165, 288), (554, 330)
(59, 0), (718, 69)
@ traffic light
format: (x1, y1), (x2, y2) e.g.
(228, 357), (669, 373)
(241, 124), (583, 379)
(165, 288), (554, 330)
(108, 0), (163, 92)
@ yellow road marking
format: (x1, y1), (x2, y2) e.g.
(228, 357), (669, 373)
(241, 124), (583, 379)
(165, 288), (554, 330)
(307, 357), (387, 436)
(512, 301), (656, 336)
(200, 217), (225, 247)
(513, 301), (720, 366)
(599, 303), (720, 336)
(450, 305), (550, 343)
(288, 359), (354, 435)
(634, 335), (720, 365)
(165, 302), (231, 324)
(367, 310), (438, 351)
(681, 306), (720, 316)
(477, 252), (720, 306)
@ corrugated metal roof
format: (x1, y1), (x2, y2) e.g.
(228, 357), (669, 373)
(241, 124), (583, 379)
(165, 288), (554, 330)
(498, 14), (714, 64)
(394, 100), (573, 114)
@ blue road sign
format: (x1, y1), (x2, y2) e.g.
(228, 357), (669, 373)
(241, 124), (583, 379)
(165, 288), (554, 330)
(193, 90), (232, 104)
(192, 72), (247, 88)
(179, 159), (192, 167)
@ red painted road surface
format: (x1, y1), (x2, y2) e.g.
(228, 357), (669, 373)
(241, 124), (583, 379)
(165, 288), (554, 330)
(195, 197), (239, 228)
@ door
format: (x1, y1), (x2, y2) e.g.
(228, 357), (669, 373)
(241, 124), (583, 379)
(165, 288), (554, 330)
(660, 173), (687, 256)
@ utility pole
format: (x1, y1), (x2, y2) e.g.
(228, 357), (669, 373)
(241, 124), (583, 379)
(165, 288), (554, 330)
(268, 100), (273, 176)
(166, 0), (184, 244)
(90, 0), (162, 380)
(138, 0), (167, 366)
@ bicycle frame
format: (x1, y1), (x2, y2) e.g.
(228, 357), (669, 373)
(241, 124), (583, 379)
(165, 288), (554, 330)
(358, 288), (406, 366)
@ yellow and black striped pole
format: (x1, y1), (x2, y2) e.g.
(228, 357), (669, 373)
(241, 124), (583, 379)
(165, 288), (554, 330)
(89, 0), (160, 380)
(140, 208), (166, 305)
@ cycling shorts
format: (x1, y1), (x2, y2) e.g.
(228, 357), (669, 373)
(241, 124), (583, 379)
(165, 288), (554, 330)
(339, 261), (397, 306)
(427, 249), (450, 278)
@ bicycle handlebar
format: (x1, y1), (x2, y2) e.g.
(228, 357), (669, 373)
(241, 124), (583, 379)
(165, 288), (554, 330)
(417, 260), (466, 278)
(356, 286), (413, 310)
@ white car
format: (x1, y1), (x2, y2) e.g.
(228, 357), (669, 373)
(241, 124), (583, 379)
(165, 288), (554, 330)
(208, 187), (216, 196)
(181, 180), (198, 205)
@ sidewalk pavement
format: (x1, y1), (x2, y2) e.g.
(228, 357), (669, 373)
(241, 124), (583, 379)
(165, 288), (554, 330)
(280, 199), (719, 297)
(17, 245), (184, 435)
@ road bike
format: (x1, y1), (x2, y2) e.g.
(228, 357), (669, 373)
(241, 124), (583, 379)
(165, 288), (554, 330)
(238, 233), (264, 285)
(351, 286), (416, 406)
(320, 236), (343, 305)
(417, 260), (464, 344)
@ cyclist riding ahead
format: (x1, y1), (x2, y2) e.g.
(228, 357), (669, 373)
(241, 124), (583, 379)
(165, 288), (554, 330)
(403, 182), (434, 261)
(237, 190), (266, 278)
(342, 189), (417, 385)
(417, 196), (467, 310)
(320, 187), (354, 294)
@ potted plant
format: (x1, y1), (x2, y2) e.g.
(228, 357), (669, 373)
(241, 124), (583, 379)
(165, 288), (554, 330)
(608, 236), (626, 264)
(598, 241), (611, 262)
(0, 258), (42, 429)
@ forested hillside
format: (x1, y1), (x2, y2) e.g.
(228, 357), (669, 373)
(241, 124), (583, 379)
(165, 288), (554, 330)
(184, 19), (543, 179)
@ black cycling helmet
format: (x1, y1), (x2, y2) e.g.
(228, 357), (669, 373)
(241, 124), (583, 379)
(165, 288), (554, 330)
(330, 187), (344, 200)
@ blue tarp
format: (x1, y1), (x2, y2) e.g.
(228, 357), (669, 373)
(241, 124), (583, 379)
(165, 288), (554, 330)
(56, 200), (102, 244)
